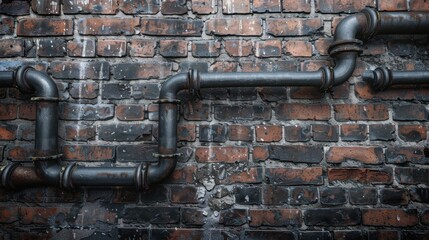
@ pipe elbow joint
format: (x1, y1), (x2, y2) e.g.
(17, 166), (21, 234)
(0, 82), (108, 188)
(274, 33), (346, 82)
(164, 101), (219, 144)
(159, 73), (188, 100)
(15, 66), (59, 100)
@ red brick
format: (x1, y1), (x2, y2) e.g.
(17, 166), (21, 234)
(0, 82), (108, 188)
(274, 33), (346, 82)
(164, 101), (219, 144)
(255, 125), (282, 142)
(78, 18), (139, 35)
(219, 208), (247, 226)
(60, 103), (114, 120)
(244, 230), (295, 239)
(151, 229), (203, 239)
(222, 0), (250, 14)
(0, 39), (24, 57)
(290, 187), (318, 205)
(214, 104), (271, 122)
(192, 41), (221, 57)
(422, 210), (429, 225)
(63, 145), (115, 161)
(253, 146), (269, 161)
(249, 209), (301, 226)
(129, 39), (156, 57)
(316, 0), (375, 13)
(282, 0), (311, 12)
(165, 166), (196, 184)
(116, 104), (145, 121)
(285, 40), (312, 57)
(253, 0), (281, 12)
(67, 39), (96, 57)
(97, 39), (126, 57)
(225, 40), (253, 57)
(315, 38), (333, 55)
(398, 124), (427, 142)
(195, 146), (248, 163)
(160, 40), (188, 57)
(206, 18), (262, 36)
(270, 145), (323, 163)
(326, 147), (384, 165)
(210, 62), (238, 72)
(255, 40), (281, 57)
(340, 124), (367, 141)
(221, 167), (263, 184)
(266, 167), (323, 185)
(362, 209), (418, 227)
(355, 81), (417, 100)
(275, 103), (330, 120)
(112, 62), (172, 80)
(290, 86), (325, 99)
(192, 0), (216, 14)
(118, 0), (160, 14)
(170, 186), (198, 204)
(229, 125), (253, 141)
(178, 124), (196, 141)
(301, 59), (329, 71)
(64, 125), (96, 142)
(17, 18), (73, 36)
(0, 124), (17, 140)
(142, 19), (203, 36)
(368, 230), (400, 240)
(267, 18), (322, 36)
(334, 104), (389, 121)
(328, 167), (393, 184)
(69, 81), (99, 99)
(0, 103), (17, 120)
(410, 0), (429, 11)
(0, 17), (14, 35)
(64, 0), (118, 14)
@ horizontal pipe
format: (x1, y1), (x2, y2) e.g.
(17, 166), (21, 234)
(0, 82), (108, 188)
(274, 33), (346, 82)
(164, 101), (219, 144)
(378, 12), (429, 34)
(0, 71), (14, 87)
(70, 167), (137, 187)
(363, 68), (429, 90)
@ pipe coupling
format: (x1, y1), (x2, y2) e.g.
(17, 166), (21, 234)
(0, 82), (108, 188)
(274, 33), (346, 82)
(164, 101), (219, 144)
(361, 8), (380, 40)
(135, 163), (148, 190)
(60, 163), (76, 189)
(328, 39), (363, 57)
(15, 66), (34, 93)
(0, 163), (20, 188)
(319, 66), (335, 91)
(188, 69), (201, 98)
(362, 67), (392, 91)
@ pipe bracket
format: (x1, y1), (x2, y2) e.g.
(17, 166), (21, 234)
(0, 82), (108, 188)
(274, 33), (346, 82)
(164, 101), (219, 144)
(154, 99), (181, 104)
(30, 153), (63, 161)
(0, 163), (20, 188)
(31, 96), (60, 102)
(328, 39), (363, 56)
(188, 69), (201, 98)
(153, 153), (182, 158)
(60, 163), (76, 189)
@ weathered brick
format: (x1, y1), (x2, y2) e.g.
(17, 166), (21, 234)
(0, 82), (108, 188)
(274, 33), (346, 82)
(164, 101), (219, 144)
(18, 123), (34, 141)
(0, 206), (19, 223)
(289, 86), (324, 99)
(255, 125), (282, 142)
(199, 124), (228, 142)
(192, 41), (220, 57)
(210, 62), (238, 72)
(64, 125), (96, 141)
(160, 40), (188, 57)
(152, 229), (205, 239)
(225, 40), (253, 57)
(142, 18), (203, 36)
(249, 209), (301, 226)
(388, 40), (417, 57)
(112, 62), (172, 80)
(266, 167), (323, 185)
(206, 18), (262, 36)
(222, 0), (250, 13)
(99, 123), (152, 141)
(341, 124), (367, 141)
(119, 0), (160, 14)
(0, 17), (14, 35)
(396, 167), (429, 185)
(36, 38), (66, 57)
(316, 0), (375, 13)
(50, 61), (109, 80)
(0, 39), (24, 57)
(7, 144), (33, 161)
(0, 103), (17, 120)
(378, 0), (407, 11)
(258, 87), (287, 101)
(235, 186), (261, 205)
(301, 59), (329, 71)
(410, 0), (429, 11)
(59, 103), (114, 120)
(262, 185), (289, 205)
(253, 146), (269, 161)
(355, 81), (418, 101)
(128, 39), (156, 57)
(78, 18), (139, 35)
(67, 39), (96, 57)
(255, 40), (282, 58)
(19, 207), (70, 225)
(116, 144), (157, 162)
(381, 189), (409, 205)
(0, 1), (30, 16)
(269, 145), (323, 163)
(97, 39), (126, 57)
(362, 209), (418, 227)
(229, 125), (252, 141)
(195, 146), (248, 163)
(402, 231), (429, 240)
(423, 211), (429, 226)
(245, 230), (295, 239)
(290, 187), (318, 205)
(315, 38), (333, 55)
(123, 207), (180, 224)
(116, 104), (145, 121)
(312, 124), (338, 142)
(63, 145), (115, 161)
(320, 187), (346, 206)
(132, 83), (160, 100)
(192, 0), (216, 14)
(64, 0), (118, 14)
(241, 60), (297, 72)
(282, 0), (311, 12)
(285, 40), (312, 57)
(305, 208), (361, 226)
(183, 101), (210, 120)
(284, 125), (311, 142)
(69, 82), (99, 99)
(214, 104), (271, 121)
(267, 18), (322, 36)
(410, 188), (429, 203)
(328, 167), (393, 184)
(275, 103), (330, 120)
(253, 0), (281, 12)
(102, 83), (131, 99)
(171, 186), (198, 204)
(386, 146), (429, 164)
(349, 188), (377, 205)
(398, 124), (427, 142)
(219, 209), (247, 226)
(161, 0), (187, 14)
(221, 167), (263, 184)
(334, 104), (389, 121)
(300, 231), (332, 240)
(326, 147), (384, 165)
(17, 18), (73, 36)
(393, 104), (428, 121)
(229, 87), (257, 100)
(369, 124), (395, 141)
(178, 124), (196, 142)
(182, 208), (205, 226)
(115, 188), (139, 203)
(334, 231), (363, 240)
(0, 124), (17, 140)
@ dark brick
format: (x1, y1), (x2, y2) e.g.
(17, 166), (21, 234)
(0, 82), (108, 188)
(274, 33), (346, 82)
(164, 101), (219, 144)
(171, 186), (198, 204)
(0, 103), (17, 120)
(199, 124), (228, 142)
(422, 210), (429, 225)
(341, 124), (367, 141)
(151, 229), (204, 240)
(192, 41), (221, 57)
(31, 0), (60, 14)
(386, 146), (429, 164)
(255, 40), (282, 58)
(183, 101), (210, 121)
(116, 144), (157, 162)
(225, 40), (253, 57)
(266, 167), (323, 185)
(0, 0), (30, 15)
(112, 62), (172, 80)
(398, 124), (427, 142)
(118, 228), (149, 240)
(180, 61), (209, 73)
(128, 39), (155, 57)
(219, 209), (247, 226)
(368, 230), (400, 240)
(200, 88), (228, 100)
(235, 186), (261, 205)
(214, 104), (271, 121)
(334, 231), (363, 240)
(283, 0), (311, 12)
(349, 188), (377, 205)
(402, 231), (429, 240)
(326, 147), (384, 165)
(64, 125), (96, 141)
(0, 124), (17, 140)
(99, 124), (152, 141)
(290, 86), (324, 99)
(290, 187), (318, 205)
(0, 39), (24, 57)
(284, 125), (311, 142)
(312, 124), (339, 142)
(122, 207), (180, 224)
(78, 18), (139, 35)
(0, 206), (19, 223)
(381, 188), (409, 205)
(69, 81), (98, 99)
(258, 87), (287, 102)
(369, 124), (395, 141)
(142, 18), (203, 36)
(161, 0), (187, 14)
(116, 104), (145, 121)
(299, 231), (331, 240)
(410, 0), (429, 11)
(229, 125), (253, 141)
(0, 17), (14, 35)
(335, 104), (389, 121)
(195, 146), (248, 163)
(17, 18), (73, 36)
(119, 0), (160, 14)
(182, 208), (205, 226)
(388, 40), (417, 57)
(305, 208), (361, 226)
(378, 0), (407, 11)
(229, 87), (257, 100)
(63, 145), (115, 161)
(160, 39), (188, 57)
(393, 104), (428, 121)
(132, 83), (160, 100)
(102, 83), (131, 100)
(328, 167), (393, 184)
(18, 123), (34, 141)
(7, 144), (33, 161)
(267, 18), (322, 36)
(320, 187), (346, 206)
(50, 61), (109, 80)
(395, 167), (429, 185)
(244, 230), (295, 240)
(262, 185), (288, 205)
(210, 61), (238, 72)
(269, 145), (323, 163)
(59, 103), (114, 120)
(362, 209), (418, 227)
(64, 0), (118, 14)
(97, 39), (126, 57)
(249, 209), (301, 227)
(206, 18), (262, 36)
(222, 0), (250, 13)
(316, 0), (375, 13)
(410, 188), (429, 203)
(253, 0), (281, 12)
(275, 103), (330, 120)
(36, 38), (66, 57)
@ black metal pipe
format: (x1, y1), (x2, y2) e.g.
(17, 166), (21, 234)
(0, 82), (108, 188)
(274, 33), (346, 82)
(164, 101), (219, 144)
(70, 166), (137, 187)
(363, 68), (429, 91)
(378, 12), (429, 34)
(0, 71), (15, 87)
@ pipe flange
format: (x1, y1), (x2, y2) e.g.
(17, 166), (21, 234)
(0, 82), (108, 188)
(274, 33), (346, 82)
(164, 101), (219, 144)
(134, 163), (146, 191)
(30, 96), (60, 102)
(154, 98), (181, 104)
(328, 39), (364, 57)
(319, 66), (335, 91)
(153, 153), (182, 158)
(60, 163), (76, 189)
(362, 67), (392, 91)
(188, 69), (201, 98)
(15, 66), (34, 93)
(0, 163), (21, 188)
(30, 153), (63, 161)
(361, 8), (380, 40)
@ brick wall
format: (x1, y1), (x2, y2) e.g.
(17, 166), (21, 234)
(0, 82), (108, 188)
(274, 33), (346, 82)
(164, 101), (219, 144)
(0, 0), (429, 239)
